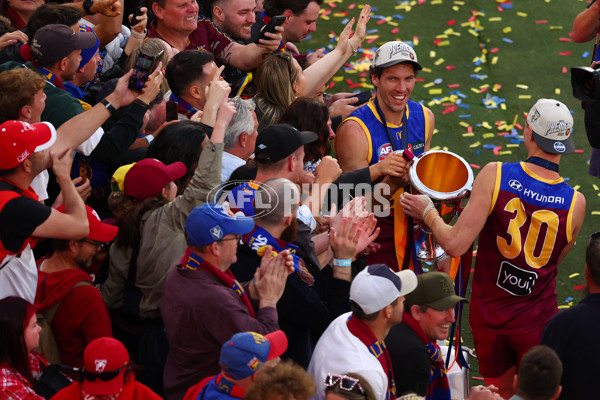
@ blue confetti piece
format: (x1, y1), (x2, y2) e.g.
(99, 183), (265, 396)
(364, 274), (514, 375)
(370, 6), (378, 11)
(458, 114), (471, 118)
(565, 297), (573, 303)
(304, 35), (312, 41)
(341, 18), (349, 25)
(511, 128), (518, 135)
(457, 103), (470, 109)
(583, 51), (590, 58)
(502, 38), (514, 44)
(474, 59), (482, 66)
(476, 150), (481, 156)
(500, 3), (513, 8)
(483, 144), (497, 149)
(392, 14), (404, 20)
(366, 29), (378, 34)
(434, 78), (443, 84)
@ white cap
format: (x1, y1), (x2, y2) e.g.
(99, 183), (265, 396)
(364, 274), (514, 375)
(350, 264), (418, 314)
(372, 41), (422, 71)
(527, 99), (575, 154)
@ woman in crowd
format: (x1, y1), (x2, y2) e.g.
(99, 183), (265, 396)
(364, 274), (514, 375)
(0, 0), (43, 29)
(324, 373), (376, 400)
(0, 296), (46, 400)
(253, 5), (371, 129)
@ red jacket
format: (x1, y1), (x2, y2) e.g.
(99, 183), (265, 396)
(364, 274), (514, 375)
(35, 268), (112, 368)
(51, 375), (162, 400)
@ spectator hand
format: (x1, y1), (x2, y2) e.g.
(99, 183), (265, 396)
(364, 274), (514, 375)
(215, 96), (237, 128)
(306, 48), (326, 65)
(329, 196), (368, 231)
(372, 151), (410, 180)
(253, 247), (294, 307)
(50, 148), (75, 181)
(330, 217), (361, 260)
(285, 42), (300, 55)
(468, 385), (503, 400)
(204, 65), (229, 110)
(129, 7), (148, 33)
(137, 62), (163, 105)
(315, 156), (342, 184)
(336, 4), (371, 55)
(0, 31), (27, 50)
(90, 0), (121, 17)
(257, 26), (284, 53)
(327, 93), (359, 118)
(73, 177), (92, 202)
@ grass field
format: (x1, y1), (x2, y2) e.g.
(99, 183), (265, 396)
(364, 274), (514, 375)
(300, 0), (599, 385)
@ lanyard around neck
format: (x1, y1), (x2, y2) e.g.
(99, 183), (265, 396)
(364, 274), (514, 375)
(525, 156), (559, 173)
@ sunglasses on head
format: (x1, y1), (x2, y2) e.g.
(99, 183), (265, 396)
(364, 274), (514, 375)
(81, 364), (130, 382)
(324, 373), (364, 394)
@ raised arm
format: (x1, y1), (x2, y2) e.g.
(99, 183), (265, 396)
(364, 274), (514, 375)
(572, 1), (600, 43)
(217, 27), (282, 71)
(301, 5), (370, 97)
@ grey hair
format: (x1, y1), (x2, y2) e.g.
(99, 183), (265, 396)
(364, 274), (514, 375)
(224, 97), (256, 150)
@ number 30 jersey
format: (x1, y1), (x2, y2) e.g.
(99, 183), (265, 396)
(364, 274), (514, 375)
(470, 162), (578, 334)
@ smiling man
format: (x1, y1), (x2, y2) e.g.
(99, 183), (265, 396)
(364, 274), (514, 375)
(385, 272), (466, 399)
(334, 41), (434, 272)
(208, 0), (256, 41)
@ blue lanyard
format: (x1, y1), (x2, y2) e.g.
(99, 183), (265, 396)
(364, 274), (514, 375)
(525, 156), (559, 173)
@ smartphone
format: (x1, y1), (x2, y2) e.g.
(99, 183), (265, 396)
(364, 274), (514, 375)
(255, 15), (286, 43)
(351, 90), (373, 107)
(128, 50), (163, 92)
(130, 0), (146, 26)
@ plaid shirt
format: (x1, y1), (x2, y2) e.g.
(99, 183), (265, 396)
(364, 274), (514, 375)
(0, 352), (47, 400)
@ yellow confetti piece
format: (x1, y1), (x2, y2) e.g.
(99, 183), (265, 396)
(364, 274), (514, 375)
(517, 12), (527, 17)
(429, 88), (443, 95)
(482, 133), (495, 139)
(518, 95), (532, 99)
(512, 114), (518, 127)
(474, 66), (482, 73)
(470, 88), (480, 94)
(468, 29), (479, 37)
(469, 141), (481, 148)
(573, 185), (581, 191)
(332, 76), (344, 82)
(492, 56), (498, 65)
(506, 144), (519, 148)
(421, 67), (433, 73)
(593, 211), (600, 215)
(436, 34), (449, 39)
(462, 133), (475, 137)
(429, 50), (436, 58)
(500, 103), (507, 110)
(454, 0), (465, 5)
(593, 184), (599, 191)
(516, 84), (529, 89)
(555, 88), (561, 95)
(499, 150), (512, 155)
(437, 40), (451, 47)
(423, 82), (435, 88)
(569, 273), (580, 278)
(459, 121), (470, 128)
(452, 5), (459, 11)
(549, 26), (563, 30)
(434, 58), (445, 65)
(488, 17), (502, 22)
(502, 27), (512, 34)
(430, 145), (441, 151)
(333, 12), (347, 17)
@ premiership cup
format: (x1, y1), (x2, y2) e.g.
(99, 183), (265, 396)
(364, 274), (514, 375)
(409, 150), (474, 261)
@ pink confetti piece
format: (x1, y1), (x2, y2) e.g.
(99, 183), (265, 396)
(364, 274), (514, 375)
(536, 20), (548, 24)
(348, 3), (356, 9)
(391, 28), (399, 34)
(447, 19), (456, 26)
(448, 83), (460, 88)
(574, 149), (584, 154)
(445, 65), (456, 70)
(470, 164), (481, 169)
(559, 51), (572, 56)
(559, 37), (572, 42)
(490, 48), (499, 53)
(574, 284), (585, 291)
(562, 66), (568, 73)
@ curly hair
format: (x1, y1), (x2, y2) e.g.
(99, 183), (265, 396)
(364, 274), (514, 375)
(244, 360), (316, 400)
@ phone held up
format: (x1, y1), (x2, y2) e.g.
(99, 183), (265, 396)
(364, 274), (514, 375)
(128, 50), (163, 92)
(255, 15), (286, 43)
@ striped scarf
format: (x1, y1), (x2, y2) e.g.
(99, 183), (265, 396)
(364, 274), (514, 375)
(402, 312), (450, 400)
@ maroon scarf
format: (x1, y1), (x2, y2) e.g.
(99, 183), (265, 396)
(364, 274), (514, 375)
(180, 248), (256, 318)
(346, 315), (396, 400)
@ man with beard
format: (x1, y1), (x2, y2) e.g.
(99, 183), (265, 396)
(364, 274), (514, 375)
(34, 205), (118, 368)
(230, 177), (378, 368)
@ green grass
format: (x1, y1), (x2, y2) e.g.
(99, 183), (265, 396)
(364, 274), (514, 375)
(300, 0), (599, 384)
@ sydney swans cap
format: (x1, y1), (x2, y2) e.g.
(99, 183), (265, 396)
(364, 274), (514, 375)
(350, 264), (418, 314)
(372, 41), (422, 71)
(527, 99), (574, 155)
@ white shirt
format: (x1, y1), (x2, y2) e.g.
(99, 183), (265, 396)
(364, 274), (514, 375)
(221, 151), (246, 183)
(0, 245), (37, 303)
(308, 312), (388, 400)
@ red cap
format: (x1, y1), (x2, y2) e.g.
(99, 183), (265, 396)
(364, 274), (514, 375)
(124, 159), (187, 201)
(0, 121), (56, 169)
(82, 337), (129, 396)
(56, 205), (118, 242)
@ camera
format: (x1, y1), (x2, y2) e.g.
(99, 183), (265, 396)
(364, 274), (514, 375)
(571, 66), (600, 102)
(128, 50), (163, 92)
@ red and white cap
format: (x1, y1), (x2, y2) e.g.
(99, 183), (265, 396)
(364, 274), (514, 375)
(56, 205), (118, 242)
(0, 120), (56, 169)
(82, 337), (130, 396)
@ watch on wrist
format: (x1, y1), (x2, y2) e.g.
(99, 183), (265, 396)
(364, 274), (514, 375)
(100, 98), (116, 115)
(82, 0), (95, 15)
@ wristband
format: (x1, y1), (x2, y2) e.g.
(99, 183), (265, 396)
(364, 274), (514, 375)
(145, 134), (154, 145)
(134, 98), (150, 110)
(131, 29), (147, 40)
(332, 258), (352, 267)
(100, 98), (116, 115)
(349, 42), (358, 56)
(423, 207), (439, 227)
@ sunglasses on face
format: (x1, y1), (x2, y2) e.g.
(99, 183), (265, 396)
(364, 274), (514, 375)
(324, 373), (365, 394)
(81, 364), (129, 382)
(82, 239), (111, 252)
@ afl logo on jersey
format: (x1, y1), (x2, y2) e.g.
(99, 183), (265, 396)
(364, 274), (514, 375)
(378, 143), (393, 160)
(508, 179), (523, 192)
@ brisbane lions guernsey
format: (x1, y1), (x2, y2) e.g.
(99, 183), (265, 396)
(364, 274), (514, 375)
(341, 98), (430, 165)
(470, 162), (578, 334)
